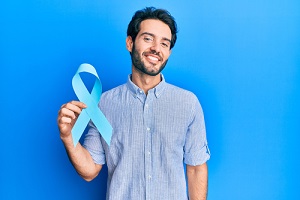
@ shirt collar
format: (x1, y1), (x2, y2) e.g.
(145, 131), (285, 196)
(126, 74), (166, 98)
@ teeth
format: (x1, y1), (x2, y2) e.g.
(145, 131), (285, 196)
(148, 56), (159, 61)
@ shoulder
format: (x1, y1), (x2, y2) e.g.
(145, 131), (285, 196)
(163, 82), (204, 120)
(101, 83), (127, 99)
(164, 82), (198, 102)
(164, 82), (204, 113)
(98, 83), (128, 112)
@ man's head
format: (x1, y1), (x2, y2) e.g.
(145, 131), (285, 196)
(126, 7), (178, 76)
(127, 7), (177, 49)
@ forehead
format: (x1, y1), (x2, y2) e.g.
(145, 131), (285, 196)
(138, 19), (172, 40)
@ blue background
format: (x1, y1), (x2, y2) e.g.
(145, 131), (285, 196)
(1, 0), (299, 199)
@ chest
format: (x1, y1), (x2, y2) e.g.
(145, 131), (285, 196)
(107, 96), (192, 152)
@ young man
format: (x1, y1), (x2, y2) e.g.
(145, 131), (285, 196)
(57, 7), (210, 200)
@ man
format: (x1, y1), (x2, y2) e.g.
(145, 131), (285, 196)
(57, 7), (210, 200)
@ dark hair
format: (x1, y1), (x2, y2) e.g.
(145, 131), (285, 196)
(127, 7), (178, 49)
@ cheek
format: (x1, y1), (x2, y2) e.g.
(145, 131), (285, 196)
(135, 46), (146, 56)
(162, 50), (171, 60)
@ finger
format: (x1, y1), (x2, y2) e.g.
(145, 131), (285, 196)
(64, 102), (85, 115)
(59, 116), (72, 124)
(70, 101), (87, 109)
(59, 107), (76, 119)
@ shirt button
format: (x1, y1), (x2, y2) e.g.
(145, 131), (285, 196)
(145, 104), (148, 108)
(139, 90), (143, 93)
(148, 151), (151, 155)
(148, 175), (152, 179)
(147, 127), (150, 131)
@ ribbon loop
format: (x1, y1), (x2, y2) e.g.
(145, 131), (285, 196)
(71, 63), (112, 146)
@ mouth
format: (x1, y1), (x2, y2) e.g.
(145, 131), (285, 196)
(143, 52), (162, 64)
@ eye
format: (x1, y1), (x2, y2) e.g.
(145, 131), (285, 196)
(143, 36), (153, 43)
(161, 42), (169, 48)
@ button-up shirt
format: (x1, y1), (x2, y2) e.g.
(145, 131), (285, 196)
(83, 75), (210, 200)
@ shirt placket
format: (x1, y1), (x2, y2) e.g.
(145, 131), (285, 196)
(143, 92), (153, 200)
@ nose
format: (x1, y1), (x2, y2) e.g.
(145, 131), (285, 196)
(150, 40), (161, 53)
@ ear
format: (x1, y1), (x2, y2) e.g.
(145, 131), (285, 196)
(126, 36), (133, 53)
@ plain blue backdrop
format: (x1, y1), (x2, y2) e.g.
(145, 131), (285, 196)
(1, 0), (299, 199)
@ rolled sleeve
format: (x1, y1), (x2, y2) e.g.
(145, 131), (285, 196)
(184, 143), (210, 166)
(183, 97), (210, 166)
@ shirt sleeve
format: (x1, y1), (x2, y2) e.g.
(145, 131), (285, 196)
(183, 95), (210, 166)
(82, 121), (106, 165)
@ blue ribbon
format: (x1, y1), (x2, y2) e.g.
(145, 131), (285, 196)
(71, 63), (112, 146)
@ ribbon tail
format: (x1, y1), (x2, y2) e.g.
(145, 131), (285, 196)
(86, 105), (113, 146)
(71, 109), (90, 146)
(93, 112), (113, 146)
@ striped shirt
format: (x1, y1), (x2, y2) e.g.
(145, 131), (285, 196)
(83, 75), (210, 200)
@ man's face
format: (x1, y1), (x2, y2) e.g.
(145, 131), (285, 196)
(127, 19), (172, 76)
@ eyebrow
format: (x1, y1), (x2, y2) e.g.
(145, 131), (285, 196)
(140, 32), (171, 44)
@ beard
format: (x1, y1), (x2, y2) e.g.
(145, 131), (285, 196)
(131, 44), (168, 76)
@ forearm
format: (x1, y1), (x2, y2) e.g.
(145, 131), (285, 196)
(187, 163), (208, 200)
(61, 134), (102, 181)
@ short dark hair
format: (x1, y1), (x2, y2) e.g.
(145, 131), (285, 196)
(127, 7), (178, 49)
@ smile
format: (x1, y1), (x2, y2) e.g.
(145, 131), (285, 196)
(147, 55), (159, 61)
(143, 52), (162, 64)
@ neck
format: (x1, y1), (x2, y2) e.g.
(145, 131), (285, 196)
(131, 66), (161, 95)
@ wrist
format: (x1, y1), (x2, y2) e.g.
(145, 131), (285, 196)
(60, 132), (73, 143)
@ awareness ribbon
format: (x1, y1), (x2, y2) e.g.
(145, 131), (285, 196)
(71, 63), (112, 146)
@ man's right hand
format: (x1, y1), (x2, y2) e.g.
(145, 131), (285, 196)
(57, 101), (101, 181)
(57, 101), (87, 139)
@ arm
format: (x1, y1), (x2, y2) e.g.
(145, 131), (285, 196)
(57, 101), (102, 181)
(187, 163), (208, 200)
